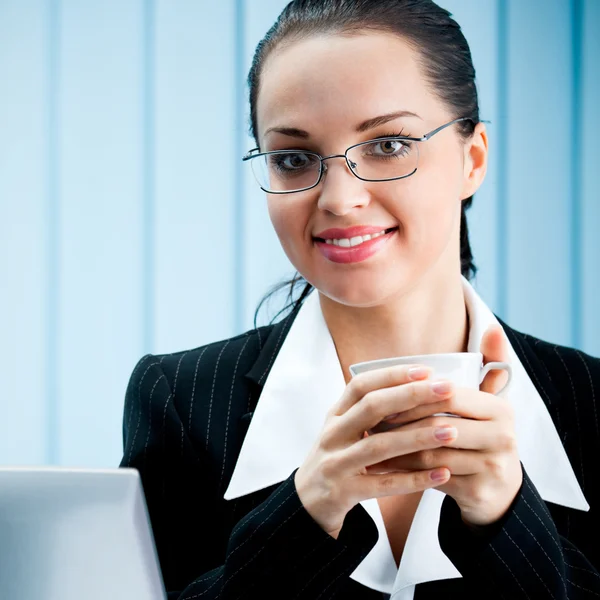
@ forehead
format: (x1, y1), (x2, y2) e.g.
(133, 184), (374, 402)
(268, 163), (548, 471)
(256, 32), (442, 141)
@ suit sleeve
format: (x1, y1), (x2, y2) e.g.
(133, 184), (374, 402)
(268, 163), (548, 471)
(120, 354), (379, 600)
(438, 464), (600, 599)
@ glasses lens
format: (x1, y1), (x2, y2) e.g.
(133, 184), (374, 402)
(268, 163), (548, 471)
(346, 138), (419, 181)
(249, 151), (321, 192)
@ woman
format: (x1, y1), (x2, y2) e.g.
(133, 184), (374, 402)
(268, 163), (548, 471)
(120, 1), (600, 599)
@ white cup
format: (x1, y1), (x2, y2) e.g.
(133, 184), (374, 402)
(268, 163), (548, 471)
(349, 352), (512, 433)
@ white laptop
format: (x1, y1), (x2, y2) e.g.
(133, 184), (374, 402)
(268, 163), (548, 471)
(0, 467), (167, 600)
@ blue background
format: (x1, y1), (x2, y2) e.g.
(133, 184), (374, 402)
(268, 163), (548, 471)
(1, 0), (598, 467)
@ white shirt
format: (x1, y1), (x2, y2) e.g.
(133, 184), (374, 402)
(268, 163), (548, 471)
(224, 276), (588, 599)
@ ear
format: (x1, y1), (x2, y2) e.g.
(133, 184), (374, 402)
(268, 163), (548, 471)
(460, 121), (488, 201)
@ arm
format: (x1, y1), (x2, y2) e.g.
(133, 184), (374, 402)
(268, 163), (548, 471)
(438, 465), (600, 599)
(120, 354), (379, 600)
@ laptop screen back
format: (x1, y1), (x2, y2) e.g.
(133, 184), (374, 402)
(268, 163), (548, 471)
(0, 467), (167, 600)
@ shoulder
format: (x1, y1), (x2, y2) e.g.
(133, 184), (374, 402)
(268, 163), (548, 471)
(122, 305), (302, 427)
(527, 332), (600, 398)
(122, 304), (303, 416)
(126, 324), (276, 395)
(520, 327), (599, 379)
(121, 323), (282, 449)
(501, 318), (600, 401)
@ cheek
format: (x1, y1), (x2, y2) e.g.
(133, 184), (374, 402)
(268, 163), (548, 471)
(412, 148), (463, 216)
(384, 173), (460, 258)
(415, 188), (459, 243)
(266, 198), (283, 233)
(381, 172), (453, 227)
(267, 195), (310, 253)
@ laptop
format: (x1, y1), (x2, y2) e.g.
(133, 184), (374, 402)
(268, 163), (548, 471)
(0, 467), (167, 600)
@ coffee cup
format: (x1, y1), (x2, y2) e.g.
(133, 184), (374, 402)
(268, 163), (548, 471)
(349, 352), (512, 434)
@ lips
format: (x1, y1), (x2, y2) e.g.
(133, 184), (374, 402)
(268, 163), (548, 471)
(313, 227), (398, 264)
(313, 225), (398, 241)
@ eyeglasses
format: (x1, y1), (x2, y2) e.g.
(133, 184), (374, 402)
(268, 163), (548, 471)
(242, 116), (473, 194)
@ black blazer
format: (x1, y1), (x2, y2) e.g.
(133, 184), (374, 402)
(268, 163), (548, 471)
(120, 304), (600, 600)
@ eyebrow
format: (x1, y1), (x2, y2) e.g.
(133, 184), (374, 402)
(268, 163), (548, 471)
(263, 110), (422, 139)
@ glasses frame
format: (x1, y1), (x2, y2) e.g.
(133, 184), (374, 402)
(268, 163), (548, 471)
(242, 116), (475, 194)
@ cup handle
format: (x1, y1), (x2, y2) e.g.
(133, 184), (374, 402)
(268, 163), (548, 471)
(479, 361), (513, 395)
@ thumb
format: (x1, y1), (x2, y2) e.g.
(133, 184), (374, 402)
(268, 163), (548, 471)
(479, 324), (510, 394)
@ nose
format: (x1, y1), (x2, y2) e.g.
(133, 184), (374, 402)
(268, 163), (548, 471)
(316, 156), (371, 215)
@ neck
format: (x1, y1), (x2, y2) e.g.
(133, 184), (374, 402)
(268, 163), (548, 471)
(319, 270), (469, 384)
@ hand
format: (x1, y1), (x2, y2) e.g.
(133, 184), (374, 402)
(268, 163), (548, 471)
(294, 363), (455, 538)
(366, 325), (523, 526)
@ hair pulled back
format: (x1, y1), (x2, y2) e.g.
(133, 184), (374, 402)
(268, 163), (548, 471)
(249, 0), (480, 327)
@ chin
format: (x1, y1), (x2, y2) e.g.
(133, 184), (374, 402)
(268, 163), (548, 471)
(309, 276), (404, 308)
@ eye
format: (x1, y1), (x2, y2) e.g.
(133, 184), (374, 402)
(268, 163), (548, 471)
(272, 152), (314, 170)
(368, 139), (410, 157)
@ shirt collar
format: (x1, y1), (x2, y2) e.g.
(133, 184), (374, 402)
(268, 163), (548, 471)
(225, 276), (588, 596)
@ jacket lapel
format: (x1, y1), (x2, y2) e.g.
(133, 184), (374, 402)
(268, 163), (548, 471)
(240, 305), (302, 423)
(496, 316), (566, 441)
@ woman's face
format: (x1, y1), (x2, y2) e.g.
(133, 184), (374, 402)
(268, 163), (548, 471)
(256, 32), (486, 307)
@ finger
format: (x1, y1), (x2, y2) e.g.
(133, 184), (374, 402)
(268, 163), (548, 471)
(480, 324), (510, 395)
(335, 378), (455, 443)
(433, 473), (481, 507)
(380, 387), (502, 428)
(348, 467), (451, 501)
(365, 448), (484, 475)
(335, 422), (458, 473)
(331, 364), (433, 417)
(391, 416), (512, 451)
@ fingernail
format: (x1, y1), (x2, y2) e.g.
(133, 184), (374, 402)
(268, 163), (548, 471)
(431, 380), (453, 395)
(408, 366), (431, 380)
(430, 468), (449, 482)
(434, 426), (457, 441)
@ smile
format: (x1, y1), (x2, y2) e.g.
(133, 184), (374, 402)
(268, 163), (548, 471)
(319, 227), (398, 247)
(313, 227), (399, 264)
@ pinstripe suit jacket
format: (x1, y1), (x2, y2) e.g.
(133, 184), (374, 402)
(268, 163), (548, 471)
(120, 306), (600, 600)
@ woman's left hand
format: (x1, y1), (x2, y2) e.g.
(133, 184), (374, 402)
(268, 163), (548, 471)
(366, 324), (523, 527)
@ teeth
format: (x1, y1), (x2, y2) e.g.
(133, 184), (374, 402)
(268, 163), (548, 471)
(325, 229), (389, 247)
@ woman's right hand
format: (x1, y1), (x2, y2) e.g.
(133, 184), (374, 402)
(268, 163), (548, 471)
(293, 364), (456, 538)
